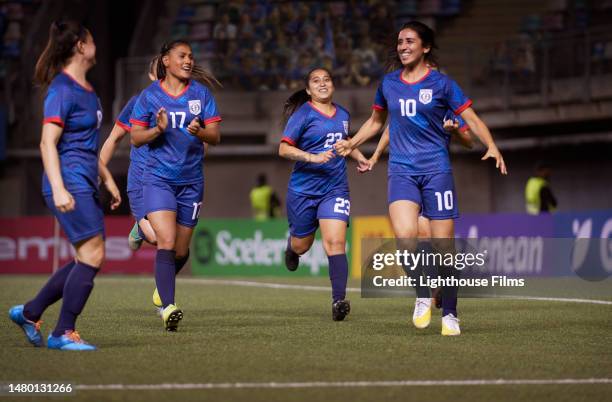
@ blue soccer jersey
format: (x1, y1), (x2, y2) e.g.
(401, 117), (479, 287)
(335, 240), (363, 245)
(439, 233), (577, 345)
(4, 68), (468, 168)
(129, 80), (221, 185)
(281, 102), (350, 197)
(116, 95), (149, 169)
(374, 68), (472, 174)
(42, 72), (103, 196)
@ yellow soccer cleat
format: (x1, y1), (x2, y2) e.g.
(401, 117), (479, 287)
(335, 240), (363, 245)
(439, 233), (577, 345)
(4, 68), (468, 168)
(161, 304), (183, 332)
(441, 313), (461, 336)
(412, 298), (432, 329)
(152, 288), (162, 308)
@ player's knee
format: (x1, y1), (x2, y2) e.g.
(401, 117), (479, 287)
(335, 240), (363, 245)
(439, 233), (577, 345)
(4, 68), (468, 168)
(323, 238), (345, 255)
(291, 237), (313, 255)
(79, 243), (105, 268)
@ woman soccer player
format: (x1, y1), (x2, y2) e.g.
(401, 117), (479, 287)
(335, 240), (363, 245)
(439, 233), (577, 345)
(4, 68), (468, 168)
(336, 21), (507, 335)
(99, 56), (160, 251)
(279, 67), (370, 321)
(130, 40), (221, 331)
(9, 20), (120, 350)
(364, 117), (474, 308)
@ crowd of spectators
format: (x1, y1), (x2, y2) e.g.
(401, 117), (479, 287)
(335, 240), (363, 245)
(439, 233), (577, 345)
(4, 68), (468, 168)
(174, 1), (393, 91)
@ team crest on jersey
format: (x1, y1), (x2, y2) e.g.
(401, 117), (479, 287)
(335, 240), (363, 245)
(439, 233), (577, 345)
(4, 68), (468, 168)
(342, 121), (349, 135)
(419, 89), (433, 105)
(188, 100), (201, 115)
(96, 110), (103, 129)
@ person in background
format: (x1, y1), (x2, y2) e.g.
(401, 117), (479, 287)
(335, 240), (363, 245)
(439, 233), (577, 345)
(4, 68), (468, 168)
(250, 173), (281, 221)
(525, 162), (557, 214)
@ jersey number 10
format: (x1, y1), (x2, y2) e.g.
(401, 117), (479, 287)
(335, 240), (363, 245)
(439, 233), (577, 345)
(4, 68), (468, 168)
(398, 99), (416, 117)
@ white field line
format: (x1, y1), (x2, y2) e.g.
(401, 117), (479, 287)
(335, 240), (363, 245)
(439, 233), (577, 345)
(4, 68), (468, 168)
(177, 278), (612, 306)
(76, 378), (612, 391)
(98, 277), (612, 306)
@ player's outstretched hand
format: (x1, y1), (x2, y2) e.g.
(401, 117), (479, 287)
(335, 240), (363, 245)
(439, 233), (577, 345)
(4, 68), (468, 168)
(187, 117), (202, 135)
(482, 146), (508, 175)
(156, 107), (168, 132)
(311, 150), (335, 164)
(356, 155), (373, 173)
(54, 187), (75, 213)
(443, 118), (459, 132)
(104, 179), (122, 210)
(334, 139), (353, 157)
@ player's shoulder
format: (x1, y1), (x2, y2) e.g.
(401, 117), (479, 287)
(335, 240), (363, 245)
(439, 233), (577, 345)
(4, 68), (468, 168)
(334, 102), (350, 118)
(126, 95), (139, 109)
(381, 69), (402, 84)
(429, 69), (455, 86)
(48, 72), (74, 93)
(189, 79), (212, 96)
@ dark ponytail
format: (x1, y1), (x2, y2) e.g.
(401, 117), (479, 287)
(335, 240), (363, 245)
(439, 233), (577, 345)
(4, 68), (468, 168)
(34, 20), (88, 90)
(282, 89), (310, 126)
(157, 39), (221, 88)
(386, 21), (438, 72)
(281, 67), (333, 126)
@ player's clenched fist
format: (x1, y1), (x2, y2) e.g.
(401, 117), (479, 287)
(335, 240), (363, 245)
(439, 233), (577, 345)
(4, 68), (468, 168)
(334, 139), (353, 157)
(187, 117), (202, 135)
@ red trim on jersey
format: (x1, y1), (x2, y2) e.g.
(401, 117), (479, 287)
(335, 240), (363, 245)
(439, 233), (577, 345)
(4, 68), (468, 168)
(372, 104), (386, 111)
(116, 120), (131, 132)
(308, 101), (336, 119)
(43, 117), (64, 128)
(458, 124), (469, 133)
(454, 99), (473, 115)
(203, 116), (222, 125)
(280, 136), (296, 146)
(159, 79), (190, 99)
(61, 70), (94, 92)
(400, 68), (431, 85)
(129, 118), (149, 128)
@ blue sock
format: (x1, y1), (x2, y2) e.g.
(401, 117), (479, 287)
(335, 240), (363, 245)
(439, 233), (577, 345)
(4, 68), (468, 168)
(328, 254), (348, 302)
(52, 262), (99, 337)
(401, 241), (430, 298)
(24, 260), (76, 321)
(155, 249), (176, 307)
(175, 249), (189, 275)
(441, 264), (458, 317)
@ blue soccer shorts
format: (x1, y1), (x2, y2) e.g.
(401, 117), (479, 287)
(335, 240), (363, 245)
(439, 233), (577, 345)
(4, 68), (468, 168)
(286, 189), (350, 237)
(127, 163), (146, 221)
(388, 172), (459, 220)
(44, 191), (105, 244)
(143, 180), (204, 228)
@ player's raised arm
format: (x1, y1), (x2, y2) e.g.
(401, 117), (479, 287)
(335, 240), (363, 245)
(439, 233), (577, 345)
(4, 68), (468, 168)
(459, 107), (507, 174)
(130, 107), (167, 146)
(335, 108), (387, 156)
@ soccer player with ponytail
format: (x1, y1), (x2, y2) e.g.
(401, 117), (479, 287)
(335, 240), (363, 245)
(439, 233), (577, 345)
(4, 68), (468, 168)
(279, 68), (369, 321)
(130, 40), (221, 331)
(9, 20), (120, 350)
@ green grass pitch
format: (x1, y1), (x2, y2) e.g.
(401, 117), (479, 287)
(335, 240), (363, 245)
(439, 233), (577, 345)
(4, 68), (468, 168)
(0, 275), (610, 402)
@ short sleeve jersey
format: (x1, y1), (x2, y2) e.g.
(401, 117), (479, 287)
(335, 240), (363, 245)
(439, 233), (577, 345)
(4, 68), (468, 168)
(42, 72), (103, 195)
(281, 102), (350, 197)
(129, 80), (221, 185)
(374, 69), (472, 174)
(116, 95), (149, 168)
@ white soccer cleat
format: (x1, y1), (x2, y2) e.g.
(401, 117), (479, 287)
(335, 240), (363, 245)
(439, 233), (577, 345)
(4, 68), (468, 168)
(441, 313), (461, 336)
(412, 297), (432, 329)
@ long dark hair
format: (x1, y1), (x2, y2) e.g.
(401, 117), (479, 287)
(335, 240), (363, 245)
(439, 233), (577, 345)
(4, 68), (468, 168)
(282, 67), (333, 126)
(157, 39), (221, 88)
(34, 20), (89, 90)
(386, 21), (438, 72)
